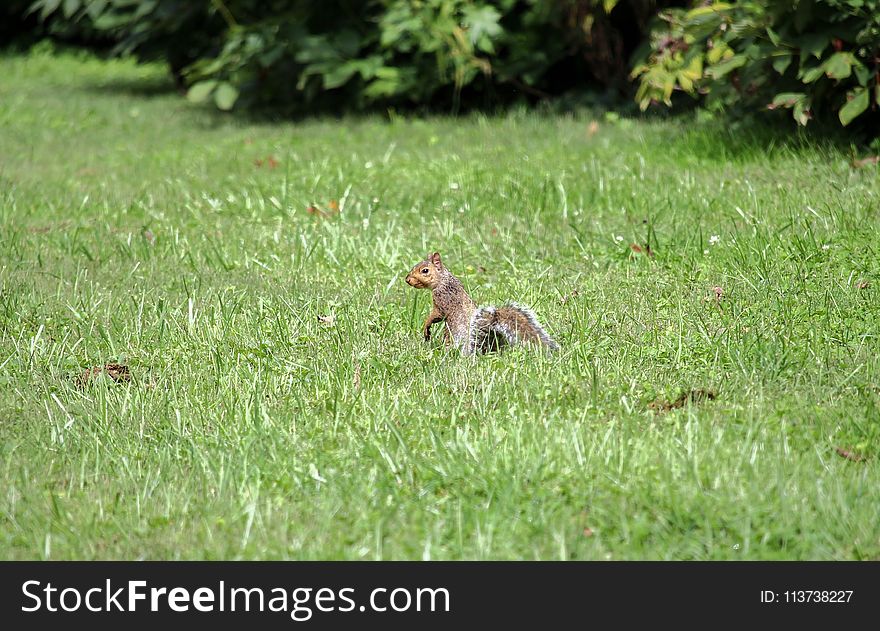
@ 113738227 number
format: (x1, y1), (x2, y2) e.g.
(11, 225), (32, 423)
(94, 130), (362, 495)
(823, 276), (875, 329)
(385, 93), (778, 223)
(784, 590), (853, 603)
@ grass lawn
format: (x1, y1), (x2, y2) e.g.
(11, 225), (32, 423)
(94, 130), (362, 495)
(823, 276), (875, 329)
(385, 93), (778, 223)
(1, 48), (879, 560)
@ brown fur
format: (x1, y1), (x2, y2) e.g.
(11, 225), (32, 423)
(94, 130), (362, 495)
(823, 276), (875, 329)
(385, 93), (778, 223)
(500, 308), (540, 342)
(406, 252), (476, 348)
(406, 251), (558, 354)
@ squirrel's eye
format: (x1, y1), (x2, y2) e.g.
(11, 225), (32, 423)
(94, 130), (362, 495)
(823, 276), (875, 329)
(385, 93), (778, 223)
(421, 268), (429, 274)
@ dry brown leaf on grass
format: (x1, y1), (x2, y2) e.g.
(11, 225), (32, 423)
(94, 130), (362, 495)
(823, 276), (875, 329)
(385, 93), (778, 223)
(559, 289), (580, 305)
(307, 201), (341, 219)
(630, 243), (654, 258)
(649, 389), (716, 414)
(851, 156), (880, 168)
(254, 155), (279, 169)
(306, 204), (339, 219)
(28, 220), (73, 234)
(835, 447), (866, 463)
(704, 286), (723, 302)
(77, 363), (131, 387)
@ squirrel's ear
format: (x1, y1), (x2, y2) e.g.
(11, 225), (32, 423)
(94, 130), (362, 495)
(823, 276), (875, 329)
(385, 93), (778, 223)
(430, 252), (442, 269)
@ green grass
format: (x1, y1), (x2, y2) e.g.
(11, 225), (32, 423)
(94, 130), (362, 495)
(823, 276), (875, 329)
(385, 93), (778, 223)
(1, 47), (879, 560)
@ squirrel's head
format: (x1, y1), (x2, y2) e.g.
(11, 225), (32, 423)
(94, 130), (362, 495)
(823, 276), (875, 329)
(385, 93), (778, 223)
(406, 252), (444, 289)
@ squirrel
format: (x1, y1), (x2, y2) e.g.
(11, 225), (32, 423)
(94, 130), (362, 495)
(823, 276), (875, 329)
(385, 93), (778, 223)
(405, 251), (559, 355)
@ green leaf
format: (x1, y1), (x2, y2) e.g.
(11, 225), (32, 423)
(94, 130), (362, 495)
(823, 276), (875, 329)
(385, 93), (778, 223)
(186, 80), (217, 103)
(38, 0), (62, 20)
(214, 82), (239, 111)
(133, 0), (157, 19)
(62, 0), (80, 18)
(706, 43), (729, 65)
(85, 0), (108, 20)
(295, 35), (341, 64)
(322, 63), (358, 89)
(684, 55), (703, 78)
(707, 54), (746, 79)
(822, 52), (852, 80)
(771, 92), (805, 107)
(772, 54), (792, 75)
(678, 73), (694, 92)
(798, 33), (829, 59)
(662, 75), (675, 103)
(364, 65), (413, 99)
(364, 78), (401, 99)
(686, 3), (733, 19)
(793, 99), (811, 126)
(800, 65), (825, 83)
(675, 55), (703, 94)
(839, 87), (869, 126)
(768, 92), (812, 125)
(347, 56), (383, 81)
(462, 5), (503, 49)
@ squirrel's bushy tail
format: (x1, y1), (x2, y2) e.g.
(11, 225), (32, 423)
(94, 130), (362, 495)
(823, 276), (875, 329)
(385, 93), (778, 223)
(467, 303), (559, 355)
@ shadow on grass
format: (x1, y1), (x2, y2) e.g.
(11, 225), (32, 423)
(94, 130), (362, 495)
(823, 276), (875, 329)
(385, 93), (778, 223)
(710, 122), (867, 165)
(668, 119), (856, 164)
(608, 100), (866, 163)
(74, 62), (873, 160)
(81, 75), (183, 99)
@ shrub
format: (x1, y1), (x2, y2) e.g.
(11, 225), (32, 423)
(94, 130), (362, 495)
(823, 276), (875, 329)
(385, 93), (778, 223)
(631, 1), (880, 129)
(30, 0), (678, 111)
(28, 0), (226, 85)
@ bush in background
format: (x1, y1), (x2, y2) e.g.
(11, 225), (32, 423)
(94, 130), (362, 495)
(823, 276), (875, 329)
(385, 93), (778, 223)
(27, 0), (676, 111)
(19, 0), (880, 138)
(26, 0), (226, 87)
(3, 0), (114, 51)
(632, 1), (880, 129)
